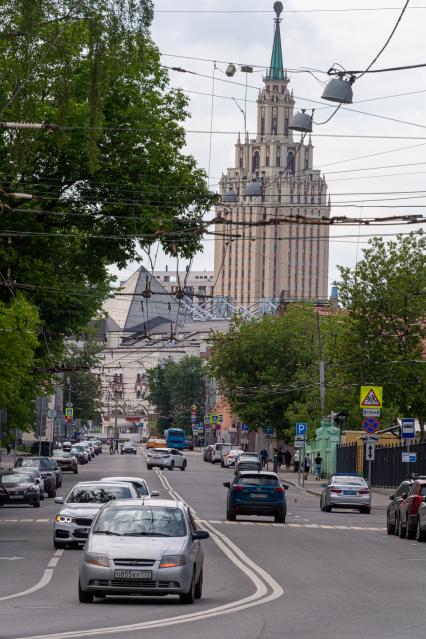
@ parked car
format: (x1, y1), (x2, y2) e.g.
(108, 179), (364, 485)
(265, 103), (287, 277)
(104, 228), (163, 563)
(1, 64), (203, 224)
(397, 478), (426, 539)
(53, 481), (139, 549)
(52, 449), (79, 474)
(184, 438), (194, 451)
(100, 476), (159, 498)
(224, 471), (288, 523)
(70, 445), (89, 465)
(146, 448), (187, 471)
(49, 458), (62, 488)
(234, 453), (261, 475)
(15, 457), (57, 498)
(0, 471), (42, 508)
(121, 442), (137, 455)
(62, 441), (73, 452)
(387, 478), (415, 535)
(211, 443), (232, 464)
(320, 475), (371, 514)
(203, 445), (214, 462)
(13, 467), (45, 499)
(416, 497), (426, 542)
(78, 499), (209, 603)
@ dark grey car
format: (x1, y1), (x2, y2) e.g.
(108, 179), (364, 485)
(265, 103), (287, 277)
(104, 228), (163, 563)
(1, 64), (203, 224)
(15, 457), (56, 498)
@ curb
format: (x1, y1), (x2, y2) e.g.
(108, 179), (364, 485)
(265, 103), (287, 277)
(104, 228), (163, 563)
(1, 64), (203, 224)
(282, 477), (321, 497)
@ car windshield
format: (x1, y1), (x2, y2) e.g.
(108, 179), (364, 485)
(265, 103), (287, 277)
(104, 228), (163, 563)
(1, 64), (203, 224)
(237, 476), (279, 486)
(20, 458), (50, 470)
(67, 485), (133, 503)
(1, 473), (33, 484)
(93, 506), (187, 537)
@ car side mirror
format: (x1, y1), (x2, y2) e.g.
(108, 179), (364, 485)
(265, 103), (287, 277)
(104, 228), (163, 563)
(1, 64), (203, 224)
(151, 491), (160, 497)
(223, 482), (231, 489)
(35, 479), (40, 484)
(320, 483), (327, 488)
(423, 495), (426, 503)
(193, 530), (209, 541)
(54, 496), (64, 504)
(401, 492), (408, 500)
(389, 495), (395, 501)
(282, 484), (289, 490)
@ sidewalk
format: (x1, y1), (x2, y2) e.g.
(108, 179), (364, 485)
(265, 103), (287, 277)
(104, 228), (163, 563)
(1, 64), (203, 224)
(277, 469), (392, 508)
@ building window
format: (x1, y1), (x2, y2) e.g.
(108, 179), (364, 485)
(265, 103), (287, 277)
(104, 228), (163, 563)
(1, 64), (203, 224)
(252, 151), (260, 172)
(272, 117), (277, 135)
(261, 117), (265, 136)
(287, 151), (295, 174)
(284, 117), (289, 136)
(239, 157), (244, 169)
(276, 148), (280, 167)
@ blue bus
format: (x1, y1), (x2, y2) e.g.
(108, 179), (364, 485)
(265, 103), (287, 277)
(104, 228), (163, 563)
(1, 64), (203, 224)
(165, 428), (186, 450)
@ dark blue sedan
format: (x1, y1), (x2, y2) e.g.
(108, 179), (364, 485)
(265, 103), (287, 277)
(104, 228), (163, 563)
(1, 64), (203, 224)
(224, 471), (288, 523)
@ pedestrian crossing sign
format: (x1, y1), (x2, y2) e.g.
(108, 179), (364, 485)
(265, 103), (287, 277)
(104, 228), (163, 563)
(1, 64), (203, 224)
(360, 386), (383, 409)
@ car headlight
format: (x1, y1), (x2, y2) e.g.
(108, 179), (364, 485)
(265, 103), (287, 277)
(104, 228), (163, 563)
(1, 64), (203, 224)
(55, 515), (72, 523)
(84, 553), (110, 567)
(159, 555), (186, 568)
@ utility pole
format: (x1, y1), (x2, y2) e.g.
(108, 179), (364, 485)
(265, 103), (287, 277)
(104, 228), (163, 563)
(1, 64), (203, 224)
(316, 311), (326, 415)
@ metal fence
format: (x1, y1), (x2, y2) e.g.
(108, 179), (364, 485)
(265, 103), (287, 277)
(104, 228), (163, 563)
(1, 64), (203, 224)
(337, 441), (426, 487)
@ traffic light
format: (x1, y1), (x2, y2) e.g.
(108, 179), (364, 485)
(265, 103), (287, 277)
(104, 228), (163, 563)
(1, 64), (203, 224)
(65, 415), (72, 423)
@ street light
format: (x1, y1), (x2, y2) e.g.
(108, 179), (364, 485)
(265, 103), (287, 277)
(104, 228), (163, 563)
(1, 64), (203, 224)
(244, 180), (263, 197)
(289, 109), (313, 133)
(321, 75), (354, 104)
(222, 189), (239, 204)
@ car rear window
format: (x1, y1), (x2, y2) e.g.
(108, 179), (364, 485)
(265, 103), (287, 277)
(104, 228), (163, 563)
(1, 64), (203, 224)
(332, 477), (365, 486)
(67, 485), (133, 503)
(236, 476), (279, 486)
(94, 506), (187, 537)
(420, 485), (426, 496)
(151, 449), (170, 456)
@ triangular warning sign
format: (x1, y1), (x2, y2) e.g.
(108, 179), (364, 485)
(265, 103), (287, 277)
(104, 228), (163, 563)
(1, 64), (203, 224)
(361, 388), (381, 407)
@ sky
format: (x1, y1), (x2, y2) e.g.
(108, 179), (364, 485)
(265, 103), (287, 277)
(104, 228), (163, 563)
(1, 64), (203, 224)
(115, 0), (426, 290)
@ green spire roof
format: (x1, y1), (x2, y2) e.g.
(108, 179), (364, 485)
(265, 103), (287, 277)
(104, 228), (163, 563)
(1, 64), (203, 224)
(268, 1), (285, 81)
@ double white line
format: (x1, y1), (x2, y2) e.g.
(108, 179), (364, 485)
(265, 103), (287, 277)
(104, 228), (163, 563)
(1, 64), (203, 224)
(15, 471), (283, 639)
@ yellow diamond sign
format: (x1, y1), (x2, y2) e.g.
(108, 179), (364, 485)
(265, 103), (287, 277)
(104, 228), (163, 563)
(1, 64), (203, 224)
(360, 386), (383, 409)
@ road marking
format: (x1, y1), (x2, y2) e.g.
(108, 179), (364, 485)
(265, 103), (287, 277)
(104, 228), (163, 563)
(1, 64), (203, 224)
(202, 521), (386, 532)
(0, 518), (51, 524)
(0, 549), (64, 601)
(14, 474), (284, 639)
(0, 556), (24, 561)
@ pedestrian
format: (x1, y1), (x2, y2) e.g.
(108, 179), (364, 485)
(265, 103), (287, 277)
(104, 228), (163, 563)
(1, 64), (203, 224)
(293, 449), (300, 473)
(115, 439), (119, 453)
(277, 447), (284, 470)
(284, 448), (292, 470)
(273, 447), (280, 474)
(304, 454), (311, 480)
(109, 440), (114, 455)
(260, 448), (268, 468)
(314, 452), (323, 480)
(6, 442), (11, 455)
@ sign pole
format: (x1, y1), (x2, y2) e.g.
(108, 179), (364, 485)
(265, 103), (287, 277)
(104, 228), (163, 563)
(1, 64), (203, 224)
(302, 438), (306, 488)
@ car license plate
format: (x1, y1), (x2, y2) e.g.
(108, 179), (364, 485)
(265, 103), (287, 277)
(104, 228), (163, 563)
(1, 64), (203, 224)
(343, 490), (356, 495)
(250, 493), (267, 499)
(11, 494), (24, 499)
(114, 569), (152, 580)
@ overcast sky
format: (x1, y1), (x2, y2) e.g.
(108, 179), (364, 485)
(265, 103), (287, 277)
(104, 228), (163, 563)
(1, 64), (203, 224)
(115, 0), (426, 289)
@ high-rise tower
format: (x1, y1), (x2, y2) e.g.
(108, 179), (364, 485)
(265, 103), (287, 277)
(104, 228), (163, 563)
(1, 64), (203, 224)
(214, 2), (330, 305)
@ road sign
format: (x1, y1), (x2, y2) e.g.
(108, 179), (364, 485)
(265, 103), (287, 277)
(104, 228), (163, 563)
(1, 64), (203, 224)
(294, 440), (305, 448)
(65, 407), (74, 418)
(402, 452), (417, 463)
(47, 409), (57, 419)
(295, 434), (306, 442)
(198, 422), (204, 430)
(241, 423), (249, 433)
(65, 401), (73, 408)
(212, 415), (218, 423)
(191, 415), (197, 423)
(295, 423), (308, 436)
(360, 386), (383, 409)
(204, 415), (210, 425)
(204, 423), (210, 431)
(192, 424), (198, 431)
(401, 418), (415, 439)
(362, 416), (380, 434)
(363, 408), (380, 417)
(362, 435), (379, 442)
(365, 442), (375, 461)
(218, 415), (224, 423)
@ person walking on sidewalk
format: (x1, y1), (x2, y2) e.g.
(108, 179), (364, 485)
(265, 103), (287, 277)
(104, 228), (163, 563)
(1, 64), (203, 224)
(260, 448), (268, 468)
(314, 452), (323, 480)
(304, 454), (311, 480)
(273, 448), (280, 473)
(284, 449), (292, 470)
(6, 442), (11, 455)
(293, 449), (300, 473)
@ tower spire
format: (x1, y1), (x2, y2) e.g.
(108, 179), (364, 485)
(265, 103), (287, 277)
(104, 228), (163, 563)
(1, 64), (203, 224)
(268, 2), (285, 81)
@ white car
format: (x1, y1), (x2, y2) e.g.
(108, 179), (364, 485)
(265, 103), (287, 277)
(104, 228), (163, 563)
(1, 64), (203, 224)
(146, 448), (187, 471)
(211, 443), (232, 464)
(223, 449), (243, 468)
(100, 476), (159, 498)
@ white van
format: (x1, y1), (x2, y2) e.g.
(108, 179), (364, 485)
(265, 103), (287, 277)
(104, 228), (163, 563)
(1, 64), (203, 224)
(211, 443), (233, 464)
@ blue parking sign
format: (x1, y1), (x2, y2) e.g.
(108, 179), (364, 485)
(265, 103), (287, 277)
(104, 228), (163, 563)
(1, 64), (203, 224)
(296, 423), (308, 436)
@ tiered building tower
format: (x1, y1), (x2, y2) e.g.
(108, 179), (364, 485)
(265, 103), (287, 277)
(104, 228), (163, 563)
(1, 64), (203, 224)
(214, 2), (330, 305)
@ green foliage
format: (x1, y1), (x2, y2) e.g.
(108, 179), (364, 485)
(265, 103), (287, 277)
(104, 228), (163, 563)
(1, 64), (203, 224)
(62, 339), (103, 424)
(147, 356), (207, 430)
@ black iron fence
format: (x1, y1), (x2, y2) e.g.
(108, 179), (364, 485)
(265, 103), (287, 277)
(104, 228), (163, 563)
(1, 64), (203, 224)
(337, 441), (426, 487)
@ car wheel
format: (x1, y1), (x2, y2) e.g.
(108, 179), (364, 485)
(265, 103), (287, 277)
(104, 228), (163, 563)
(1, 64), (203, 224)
(416, 520), (426, 542)
(78, 581), (94, 604)
(179, 573), (195, 605)
(169, 461), (175, 471)
(407, 519), (417, 540)
(324, 505), (332, 513)
(226, 508), (236, 521)
(275, 511), (286, 524)
(33, 500), (41, 508)
(387, 514), (396, 535)
(359, 506), (371, 514)
(40, 492), (45, 501)
(48, 488), (56, 498)
(194, 569), (203, 600)
(181, 461), (187, 472)
(74, 468), (78, 474)
(398, 516), (407, 539)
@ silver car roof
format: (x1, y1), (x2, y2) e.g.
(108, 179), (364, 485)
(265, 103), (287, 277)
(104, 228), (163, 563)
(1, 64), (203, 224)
(100, 498), (185, 509)
(100, 476), (148, 485)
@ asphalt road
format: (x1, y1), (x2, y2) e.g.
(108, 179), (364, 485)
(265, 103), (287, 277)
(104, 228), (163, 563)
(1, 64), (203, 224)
(0, 449), (425, 639)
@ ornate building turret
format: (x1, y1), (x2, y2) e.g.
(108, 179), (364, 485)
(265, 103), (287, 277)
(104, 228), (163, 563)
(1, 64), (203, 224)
(214, 2), (330, 305)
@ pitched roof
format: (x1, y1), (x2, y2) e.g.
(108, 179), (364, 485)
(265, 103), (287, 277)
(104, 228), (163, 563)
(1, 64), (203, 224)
(268, 2), (285, 81)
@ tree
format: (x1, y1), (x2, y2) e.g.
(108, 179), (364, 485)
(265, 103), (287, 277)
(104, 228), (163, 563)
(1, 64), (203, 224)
(62, 339), (103, 425)
(0, 0), (216, 355)
(147, 356), (207, 430)
(337, 231), (426, 436)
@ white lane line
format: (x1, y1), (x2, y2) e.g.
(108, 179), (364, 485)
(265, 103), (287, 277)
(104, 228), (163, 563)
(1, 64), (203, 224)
(0, 569), (53, 602)
(14, 474), (284, 639)
(48, 557), (60, 568)
(36, 519), (50, 523)
(54, 549), (64, 558)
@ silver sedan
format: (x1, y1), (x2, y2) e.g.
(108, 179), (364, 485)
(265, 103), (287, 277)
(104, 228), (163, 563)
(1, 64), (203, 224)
(100, 476), (159, 498)
(78, 499), (209, 604)
(146, 448), (187, 471)
(320, 475), (371, 513)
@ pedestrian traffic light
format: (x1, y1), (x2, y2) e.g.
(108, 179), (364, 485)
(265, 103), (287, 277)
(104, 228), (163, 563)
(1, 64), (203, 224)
(65, 415), (72, 423)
